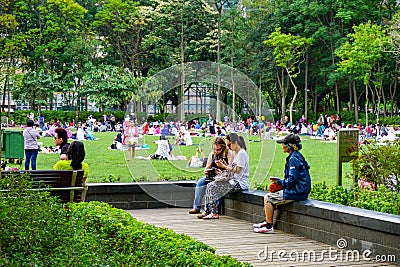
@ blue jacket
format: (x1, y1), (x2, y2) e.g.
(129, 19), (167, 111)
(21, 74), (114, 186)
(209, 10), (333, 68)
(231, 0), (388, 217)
(277, 151), (311, 201)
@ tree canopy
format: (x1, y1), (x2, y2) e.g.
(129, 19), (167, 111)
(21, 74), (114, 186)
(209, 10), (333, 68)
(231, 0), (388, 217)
(1, 0), (400, 123)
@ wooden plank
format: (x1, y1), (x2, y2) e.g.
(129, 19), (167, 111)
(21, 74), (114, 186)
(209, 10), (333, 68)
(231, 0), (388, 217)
(128, 208), (396, 267)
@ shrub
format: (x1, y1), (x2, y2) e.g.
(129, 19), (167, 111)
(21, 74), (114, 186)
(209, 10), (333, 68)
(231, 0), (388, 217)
(352, 139), (400, 188)
(0, 174), (250, 266)
(310, 182), (400, 215)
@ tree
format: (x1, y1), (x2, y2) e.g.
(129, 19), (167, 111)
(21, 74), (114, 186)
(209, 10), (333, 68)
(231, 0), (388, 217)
(220, 7), (247, 120)
(144, 0), (216, 120)
(93, 0), (149, 77)
(336, 21), (387, 126)
(388, 12), (400, 116)
(264, 28), (311, 124)
(0, 7), (25, 116)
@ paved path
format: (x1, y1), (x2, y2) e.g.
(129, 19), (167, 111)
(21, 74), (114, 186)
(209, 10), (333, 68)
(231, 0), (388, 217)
(127, 208), (396, 267)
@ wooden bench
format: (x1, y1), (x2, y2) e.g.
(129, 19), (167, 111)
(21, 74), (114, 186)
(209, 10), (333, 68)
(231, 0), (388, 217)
(1, 170), (86, 203)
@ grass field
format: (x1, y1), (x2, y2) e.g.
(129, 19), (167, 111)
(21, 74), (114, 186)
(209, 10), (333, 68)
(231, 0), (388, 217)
(9, 131), (354, 188)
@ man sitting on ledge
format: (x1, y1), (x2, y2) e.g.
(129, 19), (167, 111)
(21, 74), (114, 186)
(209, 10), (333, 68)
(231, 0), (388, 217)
(254, 134), (311, 234)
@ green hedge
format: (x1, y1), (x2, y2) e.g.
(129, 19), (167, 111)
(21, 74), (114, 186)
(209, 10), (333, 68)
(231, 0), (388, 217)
(0, 174), (250, 267)
(310, 182), (400, 215)
(3, 111), (216, 125)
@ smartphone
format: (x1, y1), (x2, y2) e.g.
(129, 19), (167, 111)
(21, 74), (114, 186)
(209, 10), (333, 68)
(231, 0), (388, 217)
(205, 168), (214, 173)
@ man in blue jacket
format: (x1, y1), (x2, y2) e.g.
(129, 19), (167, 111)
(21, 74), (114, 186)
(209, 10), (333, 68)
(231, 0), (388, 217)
(254, 134), (311, 233)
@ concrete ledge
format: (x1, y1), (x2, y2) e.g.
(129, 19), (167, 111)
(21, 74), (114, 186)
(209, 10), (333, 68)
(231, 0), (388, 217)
(224, 190), (400, 264)
(86, 181), (196, 210)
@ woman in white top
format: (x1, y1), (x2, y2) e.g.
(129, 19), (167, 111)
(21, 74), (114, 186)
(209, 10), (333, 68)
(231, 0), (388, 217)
(23, 119), (40, 170)
(150, 135), (170, 160)
(76, 123), (85, 141)
(200, 133), (249, 219)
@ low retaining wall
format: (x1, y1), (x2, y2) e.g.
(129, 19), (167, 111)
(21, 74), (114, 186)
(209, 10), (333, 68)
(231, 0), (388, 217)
(224, 190), (400, 264)
(86, 181), (196, 210)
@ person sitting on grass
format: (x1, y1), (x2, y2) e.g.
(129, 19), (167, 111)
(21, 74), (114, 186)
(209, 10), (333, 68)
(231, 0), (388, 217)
(53, 141), (89, 183)
(149, 135), (170, 160)
(54, 127), (70, 160)
(253, 134), (311, 234)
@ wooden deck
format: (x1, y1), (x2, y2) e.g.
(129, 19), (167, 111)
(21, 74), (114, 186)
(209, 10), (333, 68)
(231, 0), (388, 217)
(127, 208), (396, 267)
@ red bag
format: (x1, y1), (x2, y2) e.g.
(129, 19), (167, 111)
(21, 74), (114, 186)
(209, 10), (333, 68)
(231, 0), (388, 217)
(269, 183), (283, 193)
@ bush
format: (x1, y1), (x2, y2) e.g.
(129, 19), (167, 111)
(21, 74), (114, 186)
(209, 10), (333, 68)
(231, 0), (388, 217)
(310, 182), (400, 215)
(0, 174), (250, 266)
(352, 139), (400, 188)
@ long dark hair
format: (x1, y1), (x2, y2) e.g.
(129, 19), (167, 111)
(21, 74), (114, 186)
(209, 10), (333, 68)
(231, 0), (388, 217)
(227, 133), (246, 151)
(238, 136), (247, 151)
(67, 141), (86, 170)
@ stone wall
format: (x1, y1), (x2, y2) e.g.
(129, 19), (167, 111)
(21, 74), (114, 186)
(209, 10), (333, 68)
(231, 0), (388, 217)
(224, 190), (400, 264)
(86, 181), (195, 210)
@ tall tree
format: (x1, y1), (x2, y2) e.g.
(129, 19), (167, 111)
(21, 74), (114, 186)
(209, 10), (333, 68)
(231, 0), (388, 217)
(264, 28), (311, 124)
(144, 0), (216, 119)
(336, 21), (387, 126)
(93, 0), (149, 77)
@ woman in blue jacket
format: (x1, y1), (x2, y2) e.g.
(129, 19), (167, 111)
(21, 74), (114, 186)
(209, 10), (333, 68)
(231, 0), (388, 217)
(254, 134), (311, 234)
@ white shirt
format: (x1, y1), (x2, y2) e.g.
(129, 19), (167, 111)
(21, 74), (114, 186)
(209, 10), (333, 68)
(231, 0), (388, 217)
(231, 149), (249, 190)
(154, 140), (170, 159)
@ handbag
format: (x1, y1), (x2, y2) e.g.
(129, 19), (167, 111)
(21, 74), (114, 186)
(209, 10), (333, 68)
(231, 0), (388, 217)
(214, 171), (232, 184)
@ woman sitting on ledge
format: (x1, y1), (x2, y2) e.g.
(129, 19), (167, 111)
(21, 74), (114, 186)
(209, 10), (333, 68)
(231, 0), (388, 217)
(199, 133), (249, 220)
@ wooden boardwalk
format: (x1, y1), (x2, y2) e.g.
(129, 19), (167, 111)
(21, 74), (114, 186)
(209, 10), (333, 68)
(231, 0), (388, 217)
(127, 208), (396, 267)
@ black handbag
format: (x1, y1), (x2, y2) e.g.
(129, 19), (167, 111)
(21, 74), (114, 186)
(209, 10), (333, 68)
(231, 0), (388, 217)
(204, 173), (215, 184)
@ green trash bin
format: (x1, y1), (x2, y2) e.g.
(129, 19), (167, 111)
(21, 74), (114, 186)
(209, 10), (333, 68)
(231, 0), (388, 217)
(2, 130), (24, 160)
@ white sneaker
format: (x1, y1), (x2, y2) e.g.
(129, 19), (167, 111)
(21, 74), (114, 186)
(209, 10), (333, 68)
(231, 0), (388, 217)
(254, 226), (274, 234)
(253, 221), (267, 228)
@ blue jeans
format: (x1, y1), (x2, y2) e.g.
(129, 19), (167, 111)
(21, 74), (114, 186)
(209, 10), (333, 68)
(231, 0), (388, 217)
(192, 176), (220, 211)
(25, 149), (38, 170)
(193, 177), (206, 210)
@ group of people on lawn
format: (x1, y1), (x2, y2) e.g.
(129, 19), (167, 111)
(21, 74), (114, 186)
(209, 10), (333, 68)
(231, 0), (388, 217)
(24, 115), (311, 233)
(189, 132), (311, 234)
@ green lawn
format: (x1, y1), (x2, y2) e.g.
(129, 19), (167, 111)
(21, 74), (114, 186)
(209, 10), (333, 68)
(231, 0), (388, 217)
(13, 132), (353, 188)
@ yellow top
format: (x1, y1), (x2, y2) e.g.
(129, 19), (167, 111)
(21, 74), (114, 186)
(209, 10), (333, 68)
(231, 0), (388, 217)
(53, 160), (89, 179)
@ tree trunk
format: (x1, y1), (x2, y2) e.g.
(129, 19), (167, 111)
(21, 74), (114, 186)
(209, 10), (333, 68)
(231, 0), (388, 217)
(2, 74), (8, 113)
(390, 61), (398, 116)
(177, 16), (185, 122)
(304, 54), (308, 121)
(313, 92), (317, 119)
(216, 7), (222, 122)
(381, 83), (386, 119)
(365, 84), (369, 127)
(231, 56), (236, 122)
(353, 81), (359, 122)
(335, 83), (340, 113)
(286, 68), (297, 125)
(280, 68), (286, 123)
(349, 82), (353, 112)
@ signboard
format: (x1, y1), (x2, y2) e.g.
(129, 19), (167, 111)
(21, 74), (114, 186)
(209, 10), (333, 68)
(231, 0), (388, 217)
(337, 129), (359, 185)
